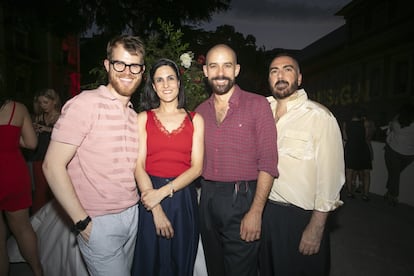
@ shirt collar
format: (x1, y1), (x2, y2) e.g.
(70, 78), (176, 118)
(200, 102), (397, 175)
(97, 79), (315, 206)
(98, 85), (134, 109)
(267, 89), (307, 112)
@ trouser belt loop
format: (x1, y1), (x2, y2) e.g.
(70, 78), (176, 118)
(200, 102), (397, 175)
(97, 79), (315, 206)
(246, 181), (252, 202)
(232, 182), (238, 206)
(233, 181), (253, 206)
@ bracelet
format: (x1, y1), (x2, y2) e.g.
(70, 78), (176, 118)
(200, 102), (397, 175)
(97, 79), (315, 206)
(169, 181), (175, 198)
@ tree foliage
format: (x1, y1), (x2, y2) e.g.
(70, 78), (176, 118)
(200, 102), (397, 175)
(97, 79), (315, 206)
(181, 25), (269, 94)
(3, 0), (231, 38)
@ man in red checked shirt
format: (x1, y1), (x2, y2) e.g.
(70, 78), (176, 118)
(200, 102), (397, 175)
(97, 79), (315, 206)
(195, 44), (278, 276)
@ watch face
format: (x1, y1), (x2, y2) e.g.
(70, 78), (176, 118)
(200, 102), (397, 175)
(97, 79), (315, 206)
(76, 216), (91, 231)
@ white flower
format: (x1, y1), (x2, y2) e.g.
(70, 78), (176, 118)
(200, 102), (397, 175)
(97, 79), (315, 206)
(180, 52), (194, 69)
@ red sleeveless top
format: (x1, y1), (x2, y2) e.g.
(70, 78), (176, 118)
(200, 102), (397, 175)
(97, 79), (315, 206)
(0, 101), (32, 210)
(145, 110), (194, 178)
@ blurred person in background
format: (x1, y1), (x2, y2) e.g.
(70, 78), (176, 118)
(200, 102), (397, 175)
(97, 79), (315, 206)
(384, 103), (414, 206)
(31, 88), (61, 214)
(342, 107), (372, 201)
(0, 95), (43, 276)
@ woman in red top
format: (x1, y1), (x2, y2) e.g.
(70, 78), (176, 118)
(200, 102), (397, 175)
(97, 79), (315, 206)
(0, 97), (43, 276)
(132, 58), (204, 276)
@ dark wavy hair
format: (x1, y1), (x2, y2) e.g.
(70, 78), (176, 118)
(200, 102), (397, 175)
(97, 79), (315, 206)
(140, 58), (186, 111)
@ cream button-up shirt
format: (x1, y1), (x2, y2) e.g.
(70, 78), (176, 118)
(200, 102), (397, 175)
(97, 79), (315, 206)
(267, 89), (345, 211)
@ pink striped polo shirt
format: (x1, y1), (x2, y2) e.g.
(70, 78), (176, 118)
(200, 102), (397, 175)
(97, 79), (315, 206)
(52, 85), (139, 217)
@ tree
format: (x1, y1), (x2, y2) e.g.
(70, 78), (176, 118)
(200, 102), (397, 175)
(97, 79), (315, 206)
(3, 0), (231, 38)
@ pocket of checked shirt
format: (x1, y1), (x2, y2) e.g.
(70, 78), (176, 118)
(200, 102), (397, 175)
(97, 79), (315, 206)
(280, 130), (313, 160)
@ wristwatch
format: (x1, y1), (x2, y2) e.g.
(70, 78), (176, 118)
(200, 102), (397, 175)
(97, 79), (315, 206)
(72, 216), (91, 236)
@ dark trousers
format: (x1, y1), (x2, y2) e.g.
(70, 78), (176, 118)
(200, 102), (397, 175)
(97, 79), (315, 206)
(384, 144), (414, 197)
(199, 179), (258, 276)
(260, 201), (330, 276)
(132, 176), (199, 276)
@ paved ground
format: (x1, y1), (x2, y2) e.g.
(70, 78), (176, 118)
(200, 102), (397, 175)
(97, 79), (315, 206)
(330, 191), (414, 276)
(9, 191), (414, 276)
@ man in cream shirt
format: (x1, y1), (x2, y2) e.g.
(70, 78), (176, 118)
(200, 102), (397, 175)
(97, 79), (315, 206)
(260, 53), (345, 276)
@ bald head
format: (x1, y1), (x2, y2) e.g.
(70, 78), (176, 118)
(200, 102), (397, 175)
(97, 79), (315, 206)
(206, 44), (237, 65)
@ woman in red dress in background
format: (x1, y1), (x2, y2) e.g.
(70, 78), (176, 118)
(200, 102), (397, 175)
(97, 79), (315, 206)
(0, 96), (43, 276)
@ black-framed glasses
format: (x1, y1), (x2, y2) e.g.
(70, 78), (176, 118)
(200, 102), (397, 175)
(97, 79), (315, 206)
(110, 60), (144, 74)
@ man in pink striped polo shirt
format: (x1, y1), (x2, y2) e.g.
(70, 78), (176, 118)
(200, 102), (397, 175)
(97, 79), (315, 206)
(43, 35), (145, 276)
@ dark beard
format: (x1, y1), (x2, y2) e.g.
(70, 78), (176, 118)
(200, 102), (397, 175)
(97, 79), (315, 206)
(271, 80), (298, 100)
(207, 77), (235, 95)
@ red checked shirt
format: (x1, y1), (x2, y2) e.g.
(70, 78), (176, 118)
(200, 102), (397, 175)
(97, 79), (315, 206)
(195, 85), (278, 182)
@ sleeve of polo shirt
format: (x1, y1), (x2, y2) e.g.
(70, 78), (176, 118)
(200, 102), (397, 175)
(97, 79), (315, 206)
(52, 94), (95, 146)
(315, 114), (345, 212)
(255, 97), (279, 178)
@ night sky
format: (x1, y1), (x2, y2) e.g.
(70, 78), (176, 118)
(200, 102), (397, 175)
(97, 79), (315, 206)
(191, 0), (352, 50)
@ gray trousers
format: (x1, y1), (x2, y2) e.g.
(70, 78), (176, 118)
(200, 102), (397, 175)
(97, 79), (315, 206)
(77, 204), (139, 276)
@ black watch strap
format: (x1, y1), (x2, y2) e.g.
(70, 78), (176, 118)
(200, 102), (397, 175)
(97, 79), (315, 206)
(72, 216), (91, 236)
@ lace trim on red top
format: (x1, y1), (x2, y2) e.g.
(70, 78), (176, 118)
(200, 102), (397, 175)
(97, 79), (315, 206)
(151, 110), (187, 136)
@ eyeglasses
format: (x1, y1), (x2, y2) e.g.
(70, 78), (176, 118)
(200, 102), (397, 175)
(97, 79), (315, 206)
(109, 60), (144, 74)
